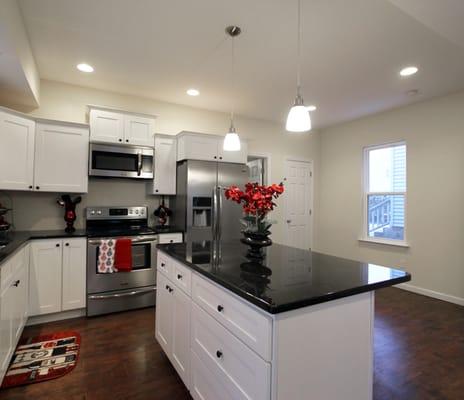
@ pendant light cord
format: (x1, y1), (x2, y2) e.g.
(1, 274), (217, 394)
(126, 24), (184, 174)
(296, 0), (301, 96)
(230, 34), (235, 128)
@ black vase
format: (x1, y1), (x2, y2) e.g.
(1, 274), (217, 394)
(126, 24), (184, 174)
(240, 230), (272, 261)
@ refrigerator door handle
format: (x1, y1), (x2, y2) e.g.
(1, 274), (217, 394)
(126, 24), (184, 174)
(212, 187), (218, 241)
(217, 186), (222, 242)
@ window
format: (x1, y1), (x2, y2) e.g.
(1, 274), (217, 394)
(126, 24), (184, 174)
(363, 142), (406, 244)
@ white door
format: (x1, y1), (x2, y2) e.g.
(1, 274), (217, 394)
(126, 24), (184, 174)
(247, 159), (263, 184)
(284, 159), (312, 250)
(177, 135), (218, 162)
(62, 238), (87, 311)
(218, 139), (248, 164)
(155, 273), (173, 356)
(171, 286), (191, 389)
(0, 111), (35, 191)
(34, 123), (89, 193)
(29, 240), (63, 316)
(152, 135), (177, 194)
(124, 115), (155, 147)
(89, 109), (124, 144)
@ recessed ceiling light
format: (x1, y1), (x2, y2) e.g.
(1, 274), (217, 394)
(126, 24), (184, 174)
(399, 66), (418, 77)
(77, 63), (94, 73)
(306, 105), (317, 112)
(187, 88), (200, 96)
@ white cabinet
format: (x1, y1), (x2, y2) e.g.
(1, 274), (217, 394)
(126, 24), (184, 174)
(61, 239), (87, 311)
(89, 109), (124, 144)
(29, 238), (86, 316)
(34, 122), (89, 193)
(155, 266), (191, 389)
(177, 132), (247, 164)
(29, 240), (63, 315)
(150, 135), (177, 195)
(0, 246), (29, 382)
(90, 108), (155, 147)
(0, 111), (35, 190)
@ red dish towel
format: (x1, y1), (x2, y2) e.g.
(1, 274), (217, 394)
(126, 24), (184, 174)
(114, 238), (132, 272)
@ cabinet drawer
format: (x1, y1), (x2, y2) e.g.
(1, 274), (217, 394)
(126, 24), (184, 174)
(157, 251), (173, 279)
(172, 260), (191, 296)
(192, 274), (272, 361)
(191, 350), (243, 400)
(191, 303), (271, 400)
(158, 233), (183, 244)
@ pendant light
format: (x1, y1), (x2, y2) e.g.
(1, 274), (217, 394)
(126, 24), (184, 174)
(223, 26), (241, 151)
(286, 0), (311, 133)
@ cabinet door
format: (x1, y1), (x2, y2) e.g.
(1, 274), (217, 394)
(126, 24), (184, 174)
(62, 238), (86, 311)
(0, 111), (35, 190)
(177, 135), (218, 162)
(124, 115), (155, 147)
(90, 109), (124, 144)
(10, 250), (28, 343)
(155, 273), (173, 356)
(171, 286), (191, 389)
(152, 135), (177, 195)
(34, 123), (89, 193)
(0, 284), (14, 378)
(29, 240), (63, 316)
(218, 139), (248, 164)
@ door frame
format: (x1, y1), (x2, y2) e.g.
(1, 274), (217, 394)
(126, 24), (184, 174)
(247, 152), (272, 185)
(283, 157), (314, 250)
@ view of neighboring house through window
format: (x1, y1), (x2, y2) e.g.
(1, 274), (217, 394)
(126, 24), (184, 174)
(364, 142), (406, 242)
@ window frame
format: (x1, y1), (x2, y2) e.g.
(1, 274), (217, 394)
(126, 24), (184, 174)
(361, 141), (408, 247)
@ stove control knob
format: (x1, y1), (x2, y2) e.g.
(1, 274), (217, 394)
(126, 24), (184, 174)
(97, 210), (102, 215)
(90, 210), (95, 215)
(140, 209), (145, 215)
(135, 209), (139, 214)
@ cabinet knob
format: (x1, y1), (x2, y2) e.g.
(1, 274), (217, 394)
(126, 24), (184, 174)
(214, 156), (217, 159)
(36, 186), (40, 190)
(177, 274), (182, 280)
(65, 243), (69, 246)
(155, 189), (159, 193)
(118, 138), (122, 142)
(125, 139), (129, 143)
(169, 240), (173, 243)
(12, 280), (20, 287)
(165, 284), (169, 290)
(28, 185), (33, 189)
(56, 243), (60, 247)
(161, 262), (165, 267)
(217, 305), (224, 312)
(219, 157), (223, 160)
(216, 350), (223, 359)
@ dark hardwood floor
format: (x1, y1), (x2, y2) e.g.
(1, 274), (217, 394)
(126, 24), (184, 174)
(1, 287), (463, 400)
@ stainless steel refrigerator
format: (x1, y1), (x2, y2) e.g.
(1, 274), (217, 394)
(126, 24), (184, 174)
(171, 160), (249, 243)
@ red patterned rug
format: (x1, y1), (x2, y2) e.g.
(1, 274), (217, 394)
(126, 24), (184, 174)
(1, 331), (81, 388)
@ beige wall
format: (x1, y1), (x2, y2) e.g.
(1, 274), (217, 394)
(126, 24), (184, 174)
(314, 90), (464, 303)
(2, 79), (320, 244)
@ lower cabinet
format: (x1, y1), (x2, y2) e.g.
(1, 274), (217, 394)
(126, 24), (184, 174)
(155, 250), (272, 400)
(0, 246), (29, 382)
(29, 238), (86, 316)
(155, 270), (191, 389)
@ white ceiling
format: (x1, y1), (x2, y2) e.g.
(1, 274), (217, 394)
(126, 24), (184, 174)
(18, 0), (464, 128)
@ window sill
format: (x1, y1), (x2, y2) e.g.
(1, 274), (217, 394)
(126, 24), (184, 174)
(358, 238), (410, 248)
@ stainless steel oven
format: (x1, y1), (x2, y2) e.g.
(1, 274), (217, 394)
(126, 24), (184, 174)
(86, 206), (158, 316)
(89, 143), (154, 179)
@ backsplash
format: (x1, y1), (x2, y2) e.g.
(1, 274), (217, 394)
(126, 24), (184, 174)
(0, 178), (166, 231)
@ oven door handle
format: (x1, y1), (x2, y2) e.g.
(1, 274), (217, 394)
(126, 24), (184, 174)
(87, 236), (158, 245)
(88, 287), (156, 300)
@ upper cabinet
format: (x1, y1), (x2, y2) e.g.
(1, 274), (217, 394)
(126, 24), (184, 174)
(150, 135), (177, 195)
(89, 107), (156, 147)
(34, 122), (89, 193)
(0, 109), (89, 193)
(177, 132), (248, 164)
(0, 111), (35, 191)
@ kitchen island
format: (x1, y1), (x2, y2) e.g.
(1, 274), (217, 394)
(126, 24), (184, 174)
(155, 241), (410, 400)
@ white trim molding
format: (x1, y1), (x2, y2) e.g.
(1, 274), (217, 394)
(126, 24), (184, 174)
(398, 283), (464, 306)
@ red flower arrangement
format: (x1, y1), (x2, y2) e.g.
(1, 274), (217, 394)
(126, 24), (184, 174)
(225, 182), (284, 219)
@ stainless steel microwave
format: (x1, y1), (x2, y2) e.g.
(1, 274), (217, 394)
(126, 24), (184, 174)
(89, 143), (154, 179)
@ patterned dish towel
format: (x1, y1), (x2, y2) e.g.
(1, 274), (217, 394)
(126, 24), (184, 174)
(98, 239), (117, 273)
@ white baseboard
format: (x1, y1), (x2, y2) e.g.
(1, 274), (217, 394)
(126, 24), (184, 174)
(26, 309), (86, 326)
(397, 283), (464, 306)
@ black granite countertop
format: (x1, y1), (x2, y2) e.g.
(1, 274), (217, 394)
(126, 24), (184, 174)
(0, 227), (182, 266)
(158, 240), (411, 314)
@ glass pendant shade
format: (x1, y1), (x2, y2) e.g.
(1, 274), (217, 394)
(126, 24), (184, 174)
(286, 94), (311, 132)
(223, 125), (241, 151)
